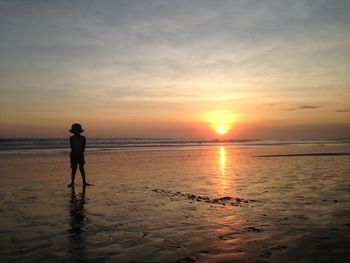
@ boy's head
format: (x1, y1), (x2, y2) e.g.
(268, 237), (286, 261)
(70, 123), (84, 135)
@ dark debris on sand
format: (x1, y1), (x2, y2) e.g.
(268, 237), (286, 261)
(243, 226), (264, 232)
(152, 188), (257, 207)
(176, 257), (196, 263)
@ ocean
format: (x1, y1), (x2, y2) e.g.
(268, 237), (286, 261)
(1, 138), (349, 153)
(1, 139), (350, 262)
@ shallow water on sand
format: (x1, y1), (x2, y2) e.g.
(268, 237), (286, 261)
(0, 144), (349, 263)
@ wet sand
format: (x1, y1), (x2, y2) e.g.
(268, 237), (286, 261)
(0, 144), (350, 262)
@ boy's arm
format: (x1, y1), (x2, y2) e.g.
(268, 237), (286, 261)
(69, 136), (73, 150)
(82, 136), (86, 152)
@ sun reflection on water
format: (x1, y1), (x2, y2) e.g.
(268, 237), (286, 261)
(219, 146), (228, 194)
(220, 147), (226, 168)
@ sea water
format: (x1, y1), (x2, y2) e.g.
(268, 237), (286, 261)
(0, 142), (349, 262)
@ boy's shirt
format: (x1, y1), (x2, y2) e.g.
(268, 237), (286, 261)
(70, 135), (86, 154)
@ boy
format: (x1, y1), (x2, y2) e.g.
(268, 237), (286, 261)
(68, 123), (90, 187)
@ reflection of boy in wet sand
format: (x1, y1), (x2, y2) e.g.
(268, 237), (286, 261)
(69, 185), (86, 234)
(68, 123), (90, 187)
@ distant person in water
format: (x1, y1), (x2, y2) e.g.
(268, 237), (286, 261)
(68, 123), (90, 187)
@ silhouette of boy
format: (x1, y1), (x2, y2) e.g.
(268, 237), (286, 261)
(68, 123), (90, 187)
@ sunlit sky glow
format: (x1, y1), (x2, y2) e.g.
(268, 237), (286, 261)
(1, 0), (349, 139)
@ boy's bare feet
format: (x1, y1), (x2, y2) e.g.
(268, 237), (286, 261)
(67, 183), (74, 187)
(83, 183), (92, 186)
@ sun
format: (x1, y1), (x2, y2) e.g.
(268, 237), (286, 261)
(203, 110), (238, 136)
(216, 125), (227, 135)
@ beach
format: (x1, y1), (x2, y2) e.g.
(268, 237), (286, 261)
(0, 143), (350, 263)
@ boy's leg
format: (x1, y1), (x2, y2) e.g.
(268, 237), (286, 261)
(79, 164), (89, 185)
(68, 165), (77, 187)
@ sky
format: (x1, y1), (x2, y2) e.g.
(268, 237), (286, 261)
(0, 0), (350, 139)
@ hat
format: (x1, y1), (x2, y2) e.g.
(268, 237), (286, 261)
(70, 123), (84, 133)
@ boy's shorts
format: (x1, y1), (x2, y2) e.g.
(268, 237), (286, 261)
(70, 152), (85, 168)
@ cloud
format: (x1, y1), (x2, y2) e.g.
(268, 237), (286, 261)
(280, 105), (321, 111)
(298, 105), (321, 109)
(335, 109), (350, 112)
